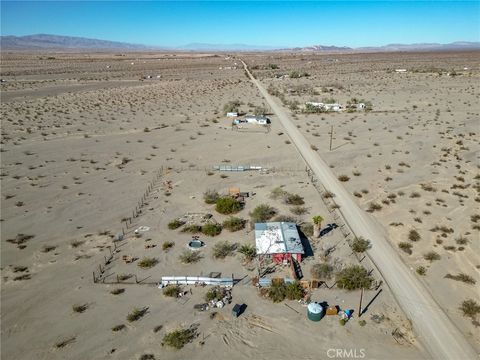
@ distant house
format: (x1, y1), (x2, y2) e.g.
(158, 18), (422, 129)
(255, 222), (305, 263)
(306, 102), (343, 112)
(226, 112), (238, 117)
(245, 115), (270, 125)
(324, 103), (343, 112)
(395, 69), (407, 73)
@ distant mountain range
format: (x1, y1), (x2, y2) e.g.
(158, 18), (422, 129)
(1, 34), (479, 52)
(1, 34), (151, 50)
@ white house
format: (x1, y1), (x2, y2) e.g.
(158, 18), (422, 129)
(245, 115), (270, 125)
(324, 103), (343, 112)
(226, 112), (238, 118)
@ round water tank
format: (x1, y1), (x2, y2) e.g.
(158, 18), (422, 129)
(307, 302), (324, 322)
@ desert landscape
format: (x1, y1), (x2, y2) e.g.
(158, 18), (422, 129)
(1, 50), (479, 360)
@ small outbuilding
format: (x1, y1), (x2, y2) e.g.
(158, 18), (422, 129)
(255, 222), (304, 263)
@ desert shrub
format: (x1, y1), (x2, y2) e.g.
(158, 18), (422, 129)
(311, 263), (333, 280)
(459, 299), (480, 319)
(181, 224), (202, 233)
(284, 193), (305, 205)
(336, 265), (373, 290)
(118, 273), (132, 281)
(111, 324), (126, 332)
(444, 273), (476, 285)
(338, 175), (350, 182)
(139, 354), (155, 360)
(408, 229), (421, 242)
(163, 285), (181, 297)
(249, 204), (277, 224)
(72, 304), (88, 313)
(223, 100), (241, 114)
(285, 281), (305, 300)
(162, 328), (197, 349)
(212, 241), (236, 259)
(254, 105), (269, 115)
(137, 257), (158, 269)
(351, 237), (371, 253)
(223, 217), (246, 232)
(179, 250), (202, 264)
(203, 189), (220, 204)
(291, 206), (307, 215)
(201, 223), (222, 237)
(162, 241), (174, 251)
(455, 236), (468, 245)
(70, 240), (85, 248)
(238, 244), (256, 261)
(205, 286), (225, 301)
(398, 242), (413, 255)
(268, 282), (287, 302)
(168, 219), (185, 230)
(367, 202), (382, 212)
(416, 266), (427, 275)
(127, 307), (148, 322)
(424, 251), (441, 262)
(110, 288), (125, 295)
(270, 187), (286, 199)
(215, 197), (243, 214)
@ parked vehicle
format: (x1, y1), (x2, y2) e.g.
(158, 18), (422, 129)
(319, 223), (338, 237)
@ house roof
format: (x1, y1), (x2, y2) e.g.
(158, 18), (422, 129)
(255, 222), (304, 255)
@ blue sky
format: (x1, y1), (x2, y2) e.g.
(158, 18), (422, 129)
(1, 1), (479, 47)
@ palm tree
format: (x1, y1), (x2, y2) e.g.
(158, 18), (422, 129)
(312, 215), (323, 238)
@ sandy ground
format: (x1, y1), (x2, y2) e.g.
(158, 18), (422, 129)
(1, 51), (477, 360)
(242, 59), (478, 359)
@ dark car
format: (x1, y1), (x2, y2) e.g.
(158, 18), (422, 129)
(319, 223), (338, 237)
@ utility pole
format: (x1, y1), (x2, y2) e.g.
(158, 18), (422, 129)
(329, 125), (334, 151)
(359, 287), (364, 317)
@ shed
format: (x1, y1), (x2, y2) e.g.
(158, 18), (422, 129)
(255, 222), (304, 263)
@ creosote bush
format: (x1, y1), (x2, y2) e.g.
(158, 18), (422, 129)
(215, 197), (243, 215)
(162, 241), (174, 251)
(137, 257), (158, 269)
(201, 223), (222, 237)
(168, 219), (185, 230)
(162, 327), (197, 349)
(222, 217), (246, 232)
(351, 237), (371, 253)
(416, 266), (427, 276)
(163, 285), (181, 297)
(203, 189), (220, 204)
(311, 263), (333, 280)
(424, 251), (440, 262)
(127, 307), (148, 322)
(408, 229), (421, 242)
(249, 204), (277, 224)
(459, 299), (480, 319)
(398, 242), (413, 255)
(336, 265), (373, 290)
(179, 250), (202, 264)
(212, 241), (236, 259)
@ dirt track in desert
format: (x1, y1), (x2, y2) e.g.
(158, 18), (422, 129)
(242, 59), (478, 360)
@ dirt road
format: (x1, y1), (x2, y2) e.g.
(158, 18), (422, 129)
(241, 60), (477, 360)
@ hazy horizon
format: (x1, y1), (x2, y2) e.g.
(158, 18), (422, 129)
(1, 1), (479, 48)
